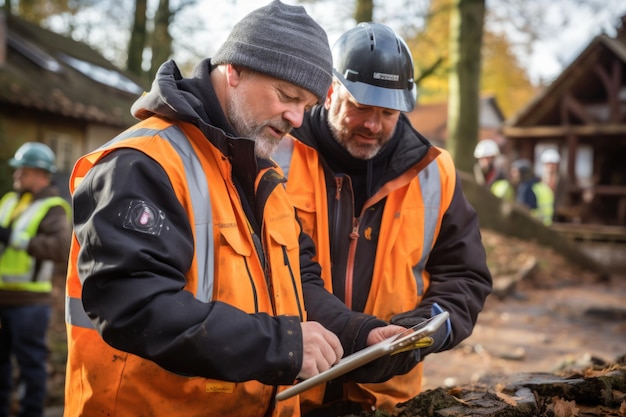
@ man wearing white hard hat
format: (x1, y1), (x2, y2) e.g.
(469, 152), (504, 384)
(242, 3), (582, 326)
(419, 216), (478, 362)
(540, 148), (560, 191)
(540, 148), (566, 222)
(473, 139), (513, 201)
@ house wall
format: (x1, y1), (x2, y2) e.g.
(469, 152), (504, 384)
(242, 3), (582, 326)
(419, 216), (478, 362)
(0, 107), (130, 197)
(85, 123), (126, 153)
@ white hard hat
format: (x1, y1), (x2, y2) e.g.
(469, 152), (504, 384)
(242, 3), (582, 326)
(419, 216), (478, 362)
(473, 139), (500, 158)
(541, 149), (560, 164)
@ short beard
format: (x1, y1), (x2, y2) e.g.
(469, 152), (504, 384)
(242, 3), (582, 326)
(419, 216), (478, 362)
(227, 91), (290, 159)
(254, 132), (282, 160)
(327, 116), (383, 160)
(328, 106), (383, 160)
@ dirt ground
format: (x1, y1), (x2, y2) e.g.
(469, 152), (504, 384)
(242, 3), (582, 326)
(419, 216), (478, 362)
(43, 229), (626, 410)
(421, 229), (626, 392)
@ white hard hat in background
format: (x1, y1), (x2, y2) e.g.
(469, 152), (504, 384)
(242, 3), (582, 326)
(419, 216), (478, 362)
(540, 149), (561, 164)
(473, 139), (500, 159)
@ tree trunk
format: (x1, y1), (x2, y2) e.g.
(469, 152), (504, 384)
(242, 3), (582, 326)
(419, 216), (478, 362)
(127, 0), (147, 82)
(149, 0), (172, 82)
(447, 0), (484, 173)
(354, 0), (373, 23)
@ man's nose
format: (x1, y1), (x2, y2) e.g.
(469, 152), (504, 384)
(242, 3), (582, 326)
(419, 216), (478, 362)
(363, 112), (383, 133)
(283, 105), (305, 129)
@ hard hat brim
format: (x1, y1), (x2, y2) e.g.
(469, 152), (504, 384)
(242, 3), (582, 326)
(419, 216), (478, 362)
(9, 157), (57, 173)
(335, 71), (416, 113)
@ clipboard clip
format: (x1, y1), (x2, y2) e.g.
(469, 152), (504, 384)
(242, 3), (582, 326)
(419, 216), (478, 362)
(391, 336), (434, 355)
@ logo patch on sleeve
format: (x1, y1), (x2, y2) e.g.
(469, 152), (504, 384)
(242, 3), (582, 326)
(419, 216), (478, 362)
(123, 200), (165, 236)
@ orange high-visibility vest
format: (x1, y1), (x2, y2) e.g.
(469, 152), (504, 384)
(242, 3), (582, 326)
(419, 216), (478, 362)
(279, 136), (455, 411)
(65, 117), (305, 417)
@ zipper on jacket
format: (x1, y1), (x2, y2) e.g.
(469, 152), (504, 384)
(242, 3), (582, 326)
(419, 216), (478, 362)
(333, 175), (362, 310)
(332, 177), (344, 243)
(344, 218), (360, 310)
(334, 177), (343, 200)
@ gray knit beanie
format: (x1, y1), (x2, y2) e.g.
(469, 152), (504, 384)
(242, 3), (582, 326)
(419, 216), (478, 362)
(212, 0), (332, 103)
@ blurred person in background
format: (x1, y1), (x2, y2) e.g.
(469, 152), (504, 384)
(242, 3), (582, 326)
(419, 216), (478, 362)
(510, 158), (554, 226)
(540, 149), (567, 222)
(0, 142), (71, 417)
(473, 139), (513, 201)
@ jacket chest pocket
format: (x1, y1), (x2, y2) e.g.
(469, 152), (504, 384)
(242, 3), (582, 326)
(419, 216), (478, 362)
(288, 191), (318, 243)
(213, 225), (260, 312)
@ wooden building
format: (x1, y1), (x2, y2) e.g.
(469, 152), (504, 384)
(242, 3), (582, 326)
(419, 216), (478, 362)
(406, 95), (505, 149)
(503, 16), (626, 227)
(0, 12), (141, 198)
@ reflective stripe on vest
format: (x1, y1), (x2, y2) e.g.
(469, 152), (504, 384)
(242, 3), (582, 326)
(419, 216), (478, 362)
(412, 161), (441, 295)
(0, 195), (70, 292)
(66, 125), (214, 329)
(0, 193), (19, 226)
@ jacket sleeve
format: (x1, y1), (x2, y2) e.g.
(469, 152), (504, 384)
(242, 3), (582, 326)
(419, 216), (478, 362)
(73, 149), (303, 385)
(391, 173), (492, 355)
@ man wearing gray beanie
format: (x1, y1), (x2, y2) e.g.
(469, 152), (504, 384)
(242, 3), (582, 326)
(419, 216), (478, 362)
(63, 1), (418, 417)
(212, 0), (332, 103)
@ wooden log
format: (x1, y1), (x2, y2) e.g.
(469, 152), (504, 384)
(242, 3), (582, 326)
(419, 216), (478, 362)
(356, 365), (626, 417)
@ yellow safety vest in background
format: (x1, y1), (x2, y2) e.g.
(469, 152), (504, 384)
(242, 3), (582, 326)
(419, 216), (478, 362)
(491, 179), (514, 202)
(0, 192), (70, 292)
(531, 182), (555, 226)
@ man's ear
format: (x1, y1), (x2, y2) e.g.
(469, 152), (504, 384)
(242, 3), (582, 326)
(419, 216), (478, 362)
(324, 83), (334, 110)
(226, 64), (243, 87)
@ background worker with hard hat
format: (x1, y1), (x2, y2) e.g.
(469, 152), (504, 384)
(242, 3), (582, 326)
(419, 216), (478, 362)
(540, 148), (567, 222)
(510, 158), (555, 226)
(0, 142), (71, 417)
(274, 22), (492, 415)
(540, 148), (561, 192)
(473, 139), (513, 201)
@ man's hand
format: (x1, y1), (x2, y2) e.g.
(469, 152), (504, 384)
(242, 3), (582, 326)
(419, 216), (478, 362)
(365, 324), (408, 345)
(345, 324), (420, 383)
(297, 321), (344, 380)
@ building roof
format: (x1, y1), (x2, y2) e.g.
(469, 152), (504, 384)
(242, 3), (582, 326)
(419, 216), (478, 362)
(0, 12), (142, 127)
(505, 17), (626, 129)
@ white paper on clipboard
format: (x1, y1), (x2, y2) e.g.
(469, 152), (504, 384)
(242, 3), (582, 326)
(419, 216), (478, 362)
(275, 311), (449, 402)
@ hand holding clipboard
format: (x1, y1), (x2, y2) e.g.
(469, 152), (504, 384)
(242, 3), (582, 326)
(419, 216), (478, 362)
(276, 311), (449, 402)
